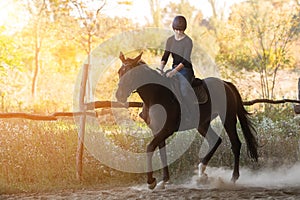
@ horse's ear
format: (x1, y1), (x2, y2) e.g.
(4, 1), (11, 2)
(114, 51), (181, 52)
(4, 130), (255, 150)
(119, 52), (126, 63)
(132, 52), (143, 65)
(138, 52), (143, 60)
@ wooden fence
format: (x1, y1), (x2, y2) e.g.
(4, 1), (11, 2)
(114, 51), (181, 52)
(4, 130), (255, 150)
(1, 77), (300, 181)
(0, 99), (300, 121)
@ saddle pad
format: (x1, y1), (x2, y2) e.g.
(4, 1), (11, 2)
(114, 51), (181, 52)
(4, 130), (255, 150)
(192, 78), (208, 104)
(193, 85), (208, 104)
(170, 77), (208, 104)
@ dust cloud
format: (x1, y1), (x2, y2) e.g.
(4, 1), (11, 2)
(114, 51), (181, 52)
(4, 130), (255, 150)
(184, 162), (300, 189)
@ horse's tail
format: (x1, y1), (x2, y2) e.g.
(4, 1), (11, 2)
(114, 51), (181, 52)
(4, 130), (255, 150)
(226, 82), (259, 161)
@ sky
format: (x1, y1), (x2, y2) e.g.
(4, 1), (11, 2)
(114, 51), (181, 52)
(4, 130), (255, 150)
(0, 1), (19, 26)
(101, 0), (246, 25)
(0, 0), (244, 30)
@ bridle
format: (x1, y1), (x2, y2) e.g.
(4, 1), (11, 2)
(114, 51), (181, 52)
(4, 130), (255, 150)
(117, 62), (141, 98)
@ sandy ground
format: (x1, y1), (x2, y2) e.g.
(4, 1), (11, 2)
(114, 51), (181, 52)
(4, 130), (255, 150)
(2, 172), (300, 200)
(2, 185), (300, 200)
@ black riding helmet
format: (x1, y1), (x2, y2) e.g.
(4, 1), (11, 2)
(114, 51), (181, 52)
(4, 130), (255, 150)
(172, 15), (187, 31)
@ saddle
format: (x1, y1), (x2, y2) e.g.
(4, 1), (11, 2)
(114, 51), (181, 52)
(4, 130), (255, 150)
(192, 78), (208, 104)
(171, 77), (208, 105)
(139, 76), (208, 125)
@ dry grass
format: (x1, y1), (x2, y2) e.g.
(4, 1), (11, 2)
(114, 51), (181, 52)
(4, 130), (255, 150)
(0, 119), (143, 194)
(0, 105), (299, 194)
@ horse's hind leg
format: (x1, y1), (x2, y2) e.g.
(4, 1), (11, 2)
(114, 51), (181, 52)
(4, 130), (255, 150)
(198, 124), (222, 177)
(224, 117), (241, 182)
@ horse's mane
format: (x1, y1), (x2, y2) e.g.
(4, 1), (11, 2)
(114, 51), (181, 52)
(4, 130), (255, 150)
(137, 60), (165, 79)
(118, 59), (173, 98)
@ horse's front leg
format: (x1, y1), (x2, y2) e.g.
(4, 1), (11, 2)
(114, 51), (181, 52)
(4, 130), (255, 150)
(154, 140), (169, 190)
(146, 140), (157, 189)
(146, 131), (171, 190)
(158, 141), (169, 182)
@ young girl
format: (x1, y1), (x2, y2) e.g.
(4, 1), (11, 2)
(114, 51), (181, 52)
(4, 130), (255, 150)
(139, 15), (195, 123)
(160, 15), (195, 100)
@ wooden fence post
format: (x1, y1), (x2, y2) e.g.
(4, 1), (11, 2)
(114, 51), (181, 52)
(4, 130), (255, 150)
(294, 78), (300, 114)
(298, 78), (300, 100)
(76, 63), (89, 181)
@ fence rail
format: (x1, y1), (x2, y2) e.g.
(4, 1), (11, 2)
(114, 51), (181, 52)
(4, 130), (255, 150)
(0, 99), (299, 120)
(243, 98), (300, 105)
(0, 101), (142, 120)
(0, 111), (97, 120)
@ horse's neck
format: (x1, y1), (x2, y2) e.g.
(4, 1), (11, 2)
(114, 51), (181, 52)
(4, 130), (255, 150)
(138, 64), (158, 76)
(135, 64), (163, 104)
(137, 84), (152, 104)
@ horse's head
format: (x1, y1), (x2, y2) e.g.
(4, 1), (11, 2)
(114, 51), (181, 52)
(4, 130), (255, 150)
(118, 51), (143, 78)
(116, 51), (144, 103)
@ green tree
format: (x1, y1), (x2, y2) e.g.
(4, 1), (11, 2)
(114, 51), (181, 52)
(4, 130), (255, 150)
(0, 26), (24, 73)
(162, 0), (196, 25)
(71, 0), (106, 60)
(0, 26), (28, 109)
(27, 0), (47, 98)
(161, 1), (219, 65)
(148, 0), (162, 27)
(47, 0), (85, 73)
(20, 0), (61, 98)
(218, 0), (300, 99)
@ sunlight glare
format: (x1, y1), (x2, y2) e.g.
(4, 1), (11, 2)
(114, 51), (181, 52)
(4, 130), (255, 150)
(102, 0), (246, 25)
(0, 1), (28, 33)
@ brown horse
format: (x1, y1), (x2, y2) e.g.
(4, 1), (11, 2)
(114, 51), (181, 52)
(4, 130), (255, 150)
(116, 52), (258, 189)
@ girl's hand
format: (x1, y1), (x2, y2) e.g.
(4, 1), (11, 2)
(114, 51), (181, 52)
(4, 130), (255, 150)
(166, 69), (177, 77)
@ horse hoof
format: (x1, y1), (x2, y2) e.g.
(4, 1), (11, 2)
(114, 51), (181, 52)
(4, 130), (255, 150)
(231, 177), (238, 184)
(197, 173), (208, 185)
(156, 180), (167, 189)
(231, 173), (239, 183)
(148, 179), (157, 190)
(198, 163), (207, 176)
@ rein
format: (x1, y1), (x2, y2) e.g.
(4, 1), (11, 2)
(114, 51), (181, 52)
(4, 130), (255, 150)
(120, 63), (175, 98)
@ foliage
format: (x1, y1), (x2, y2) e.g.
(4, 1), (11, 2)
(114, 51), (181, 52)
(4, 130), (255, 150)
(161, 0), (220, 68)
(217, 0), (300, 99)
(0, 119), (143, 194)
(0, 26), (25, 77)
(1, 0), (298, 110)
(0, 119), (76, 193)
(148, 0), (162, 27)
(253, 105), (300, 167)
(162, 0), (197, 23)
